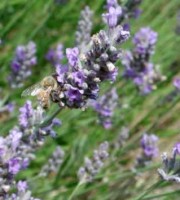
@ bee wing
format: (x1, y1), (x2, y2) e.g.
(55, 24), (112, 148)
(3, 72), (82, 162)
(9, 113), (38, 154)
(21, 83), (43, 97)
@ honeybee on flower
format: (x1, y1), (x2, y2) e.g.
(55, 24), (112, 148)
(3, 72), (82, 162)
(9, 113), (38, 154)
(21, 76), (58, 109)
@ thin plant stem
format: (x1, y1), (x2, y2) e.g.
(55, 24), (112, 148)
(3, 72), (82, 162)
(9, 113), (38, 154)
(68, 181), (84, 200)
(133, 180), (163, 200)
(39, 107), (62, 128)
(142, 189), (180, 200)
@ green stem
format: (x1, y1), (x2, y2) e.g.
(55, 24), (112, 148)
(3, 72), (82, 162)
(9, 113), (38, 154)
(39, 107), (62, 128)
(68, 181), (84, 200)
(142, 189), (180, 200)
(133, 180), (163, 200)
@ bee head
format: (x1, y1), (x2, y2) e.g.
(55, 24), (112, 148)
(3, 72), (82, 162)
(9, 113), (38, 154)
(42, 76), (57, 89)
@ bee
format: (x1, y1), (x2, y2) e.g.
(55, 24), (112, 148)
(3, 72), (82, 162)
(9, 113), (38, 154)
(21, 76), (58, 109)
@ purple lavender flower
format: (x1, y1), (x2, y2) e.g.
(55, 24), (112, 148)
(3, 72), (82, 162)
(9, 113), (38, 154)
(103, 6), (122, 28)
(90, 88), (118, 129)
(173, 77), (180, 90)
(141, 133), (159, 158)
(75, 6), (93, 51)
(46, 44), (64, 67)
(122, 27), (165, 94)
(173, 143), (180, 155)
(0, 101), (61, 195)
(158, 143), (180, 183)
(9, 127), (22, 150)
(65, 86), (83, 104)
(66, 47), (79, 67)
(19, 100), (33, 129)
(18, 102), (61, 140)
(136, 133), (159, 167)
(42, 118), (61, 138)
(8, 158), (21, 175)
(133, 8), (142, 19)
(5, 181), (41, 200)
(77, 141), (109, 182)
(106, 0), (118, 8)
(39, 146), (64, 177)
(35, 6), (129, 110)
(133, 27), (158, 55)
(17, 181), (28, 192)
(104, 0), (142, 26)
(56, 64), (68, 84)
(8, 41), (37, 88)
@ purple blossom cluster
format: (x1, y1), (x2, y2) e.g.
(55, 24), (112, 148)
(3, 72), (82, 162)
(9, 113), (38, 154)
(39, 146), (64, 177)
(103, 2), (122, 28)
(173, 77), (180, 91)
(4, 181), (40, 200)
(103, 0), (142, 29)
(75, 6), (93, 51)
(90, 88), (118, 129)
(77, 141), (109, 182)
(50, 25), (130, 108)
(141, 133), (159, 158)
(8, 41), (37, 88)
(46, 43), (64, 68)
(158, 143), (180, 183)
(0, 101), (61, 196)
(136, 133), (159, 167)
(122, 27), (166, 94)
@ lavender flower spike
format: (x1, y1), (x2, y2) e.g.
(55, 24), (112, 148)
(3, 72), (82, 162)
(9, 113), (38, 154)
(90, 88), (118, 129)
(0, 101), (61, 195)
(4, 180), (41, 200)
(141, 133), (159, 158)
(50, 25), (130, 109)
(136, 133), (159, 167)
(46, 43), (64, 67)
(133, 27), (158, 55)
(66, 47), (79, 68)
(122, 27), (165, 94)
(103, 6), (122, 28)
(158, 143), (180, 183)
(77, 141), (109, 182)
(75, 6), (93, 51)
(39, 146), (64, 177)
(9, 41), (37, 88)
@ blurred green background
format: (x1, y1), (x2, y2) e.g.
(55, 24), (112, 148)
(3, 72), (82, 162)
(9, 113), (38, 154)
(0, 0), (180, 199)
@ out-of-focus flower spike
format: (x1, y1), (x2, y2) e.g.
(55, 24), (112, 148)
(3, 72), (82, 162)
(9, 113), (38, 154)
(8, 41), (37, 88)
(39, 146), (64, 177)
(77, 141), (109, 182)
(75, 6), (93, 52)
